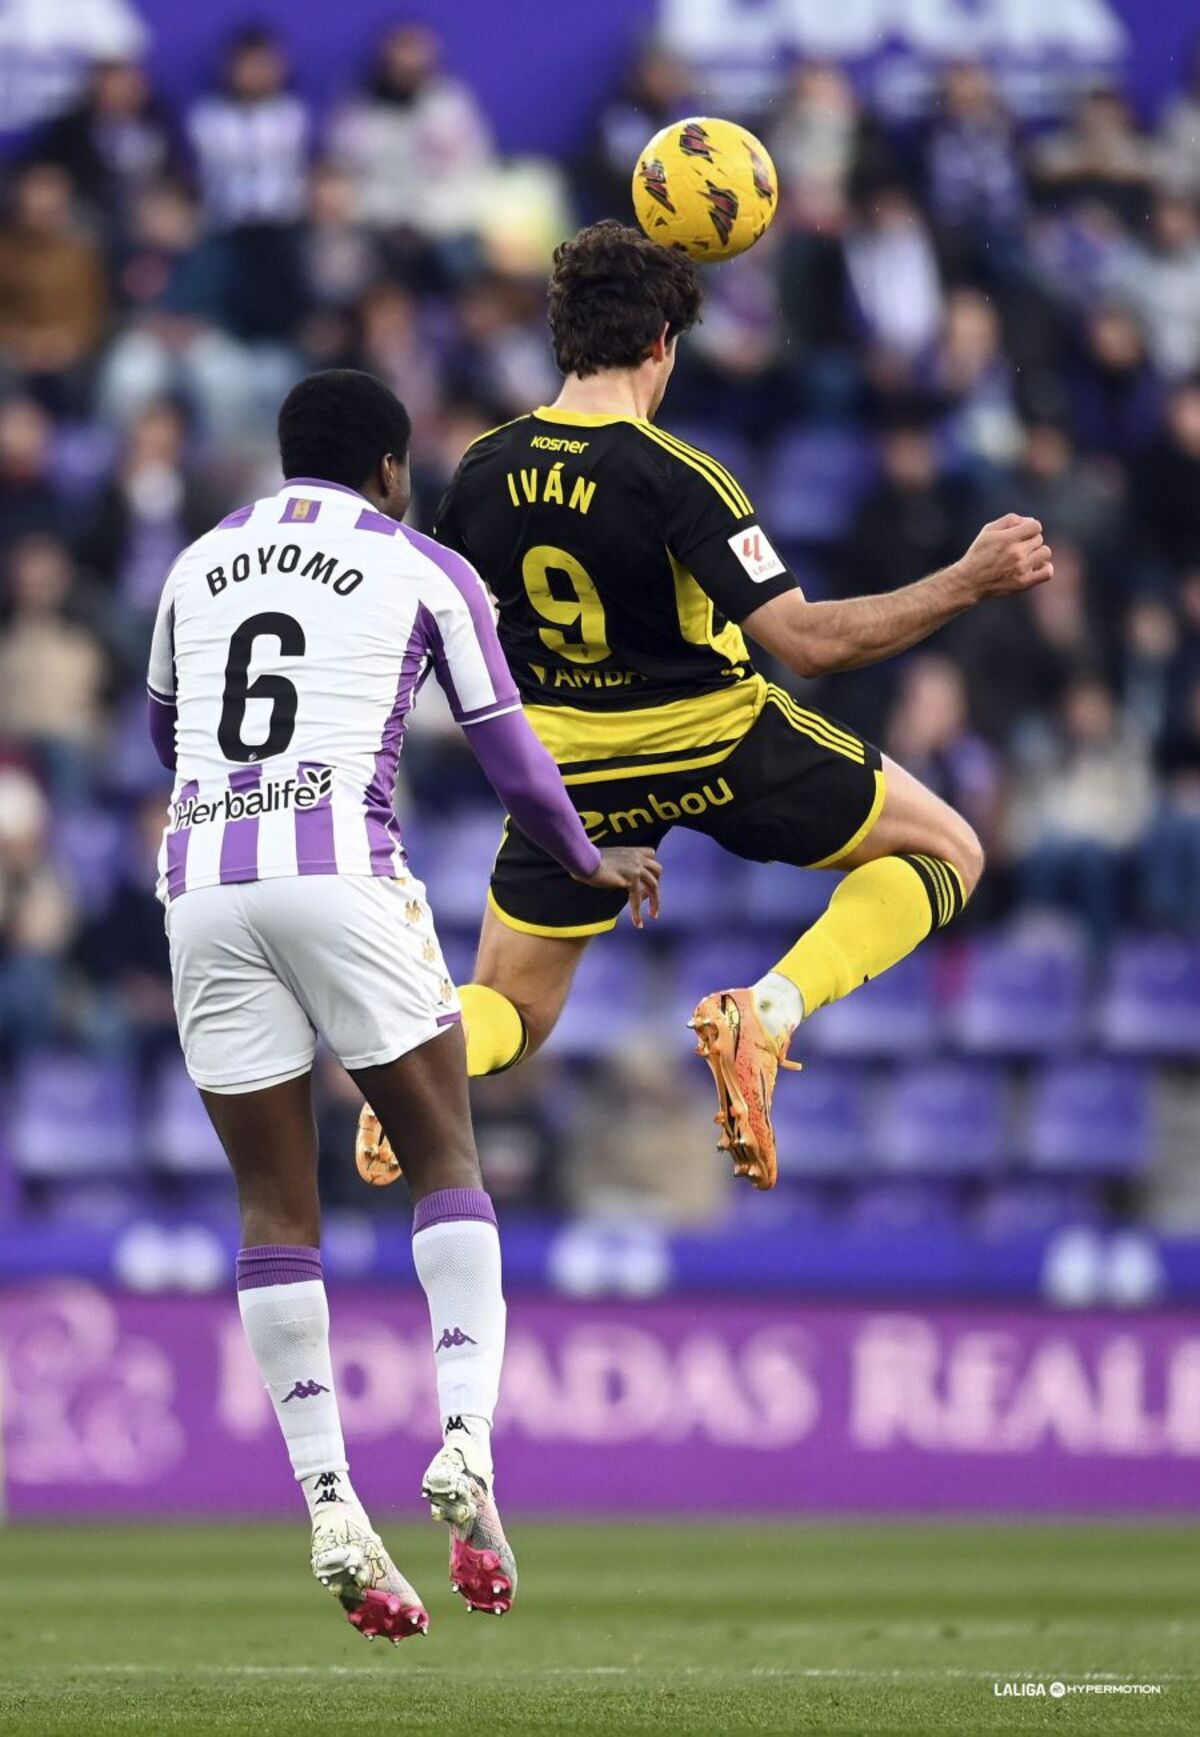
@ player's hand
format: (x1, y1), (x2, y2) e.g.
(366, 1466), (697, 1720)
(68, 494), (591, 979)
(954, 514), (1054, 600)
(577, 845), (662, 929)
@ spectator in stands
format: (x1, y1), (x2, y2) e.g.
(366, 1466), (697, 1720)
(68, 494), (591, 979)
(330, 22), (494, 270)
(186, 29), (308, 342)
(0, 396), (60, 546)
(101, 178), (290, 437)
(75, 794), (174, 1062)
(0, 536), (108, 804)
(1155, 41), (1200, 197)
(925, 286), (1022, 471)
(885, 654), (1003, 860)
(924, 62), (1025, 278)
(843, 185), (944, 367)
(1106, 194), (1200, 382)
(1130, 378), (1200, 583)
(447, 274), (559, 419)
(1067, 304), (1162, 461)
(1139, 674), (1200, 931)
(983, 418), (1122, 577)
(76, 399), (226, 666)
(769, 61), (893, 216)
(38, 59), (175, 233)
(295, 161), (383, 366)
(1032, 85), (1155, 225)
(846, 419), (966, 595)
(0, 162), (108, 403)
(0, 767), (75, 1056)
(580, 44), (695, 221)
(1011, 675), (1155, 939)
(355, 282), (444, 445)
(950, 540), (1106, 746)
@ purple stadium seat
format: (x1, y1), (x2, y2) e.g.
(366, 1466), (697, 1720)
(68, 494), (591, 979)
(1026, 1060), (1153, 1176)
(977, 1180), (1105, 1237)
(146, 1056), (227, 1173)
(805, 948), (940, 1058)
(740, 860), (834, 931)
(761, 429), (875, 545)
(542, 937), (655, 1058)
(52, 806), (127, 916)
(419, 813), (502, 929)
(671, 937), (770, 1018)
(955, 925), (1088, 1056)
(771, 1062), (870, 1179)
(1098, 939), (1200, 1056)
(871, 1060), (1007, 1174)
(847, 1178), (962, 1232)
(654, 828), (743, 928)
(11, 1053), (139, 1176)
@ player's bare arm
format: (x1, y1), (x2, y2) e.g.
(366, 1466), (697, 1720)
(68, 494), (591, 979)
(741, 515), (1054, 679)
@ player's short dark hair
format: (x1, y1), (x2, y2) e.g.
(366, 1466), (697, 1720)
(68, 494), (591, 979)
(277, 370), (412, 490)
(548, 220), (703, 378)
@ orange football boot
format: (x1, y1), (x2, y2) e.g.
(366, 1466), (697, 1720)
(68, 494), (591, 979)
(689, 988), (801, 1190)
(355, 1104), (402, 1187)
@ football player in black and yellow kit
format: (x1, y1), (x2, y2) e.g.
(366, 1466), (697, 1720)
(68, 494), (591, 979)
(358, 221), (1053, 1190)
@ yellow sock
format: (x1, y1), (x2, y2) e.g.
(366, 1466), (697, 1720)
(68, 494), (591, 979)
(768, 854), (967, 1018)
(460, 983), (528, 1077)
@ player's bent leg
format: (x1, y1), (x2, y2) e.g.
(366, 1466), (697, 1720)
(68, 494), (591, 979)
(694, 755), (982, 1192)
(756, 753), (981, 1026)
(201, 1075), (428, 1641)
(354, 903), (590, 1185)
(349, 1025), (517, 1614)
(471, 899), (592, 1063)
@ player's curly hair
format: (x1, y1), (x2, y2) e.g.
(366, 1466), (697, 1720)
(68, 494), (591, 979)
(548, 220), (703, 378)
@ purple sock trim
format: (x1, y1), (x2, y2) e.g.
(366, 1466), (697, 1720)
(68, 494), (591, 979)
(236, 1244), (324, 1290)
(412, 1188), (497, 1235)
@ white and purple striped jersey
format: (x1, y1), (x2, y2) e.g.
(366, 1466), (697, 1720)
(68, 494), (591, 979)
(148, 478), (520, 903)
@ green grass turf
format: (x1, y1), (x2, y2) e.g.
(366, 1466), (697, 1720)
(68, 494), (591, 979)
(0, 1522), (1195, 1735)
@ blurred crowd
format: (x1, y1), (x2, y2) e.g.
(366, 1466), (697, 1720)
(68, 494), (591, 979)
(3, 23), (1200, 1220)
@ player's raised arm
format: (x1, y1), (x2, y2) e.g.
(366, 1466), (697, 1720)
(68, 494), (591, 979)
(741, 515), (1053, 679)
(414, 531), (662, 926)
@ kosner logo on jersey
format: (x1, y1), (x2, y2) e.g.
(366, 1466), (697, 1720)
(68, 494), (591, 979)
(172, 766), (333, 830)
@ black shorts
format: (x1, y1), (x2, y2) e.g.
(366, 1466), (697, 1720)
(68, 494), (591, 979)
(489, 686), (885, 937)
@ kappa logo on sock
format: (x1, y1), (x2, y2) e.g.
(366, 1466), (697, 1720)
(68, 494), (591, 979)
(435, 1327), (477, 1352)
(281, 1378), (330, 1402)
(445, 1415), (468, 1432)
(314, 1471), (343, 1504)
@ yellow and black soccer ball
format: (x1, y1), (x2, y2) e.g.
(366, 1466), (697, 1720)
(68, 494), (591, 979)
(632, 116), (778, 261)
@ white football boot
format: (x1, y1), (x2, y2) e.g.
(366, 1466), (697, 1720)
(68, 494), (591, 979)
(311, 1497), (429, 1641)
(421, 1424), (517, 1616)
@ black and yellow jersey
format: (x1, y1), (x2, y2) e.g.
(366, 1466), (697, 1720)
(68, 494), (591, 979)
(434, 407), (799, 759)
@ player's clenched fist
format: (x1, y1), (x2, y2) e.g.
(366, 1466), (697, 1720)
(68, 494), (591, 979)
(954, 513), (1054, 599)
(577, 845), (662, 928)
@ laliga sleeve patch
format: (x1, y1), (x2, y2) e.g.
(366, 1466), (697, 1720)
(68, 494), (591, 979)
(728, 525), (786, 582)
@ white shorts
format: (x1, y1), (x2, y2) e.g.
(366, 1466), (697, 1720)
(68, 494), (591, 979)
(166, 874), (462, 1094)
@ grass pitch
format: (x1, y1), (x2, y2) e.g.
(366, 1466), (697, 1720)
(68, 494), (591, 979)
(0, 1521), (1195, 1734)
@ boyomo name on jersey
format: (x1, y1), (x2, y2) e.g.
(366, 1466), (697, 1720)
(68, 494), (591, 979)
(172, 765), (333, 829)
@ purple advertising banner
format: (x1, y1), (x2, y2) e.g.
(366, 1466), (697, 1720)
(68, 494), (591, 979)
(2, 1285), (1199, 1517)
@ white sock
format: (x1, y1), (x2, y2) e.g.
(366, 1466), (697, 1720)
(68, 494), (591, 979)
(236, 1247), (364, 1521)
(411, 1189), (506, 1484)
(752, 970), (805, 1040)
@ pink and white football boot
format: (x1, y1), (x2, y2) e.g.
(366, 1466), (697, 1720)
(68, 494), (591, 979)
(311, 1503), (429, 1642)
(421, 1429), (517, 1617)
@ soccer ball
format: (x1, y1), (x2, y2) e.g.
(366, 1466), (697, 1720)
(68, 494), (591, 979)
(632, 117), (778, 261)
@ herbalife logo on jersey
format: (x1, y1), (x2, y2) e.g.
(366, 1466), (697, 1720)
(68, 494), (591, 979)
(173, 765), (333, 829)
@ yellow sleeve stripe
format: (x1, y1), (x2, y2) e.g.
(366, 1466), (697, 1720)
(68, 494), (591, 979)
(633, 423), (753, 518)
(651, 427), (755, 517)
